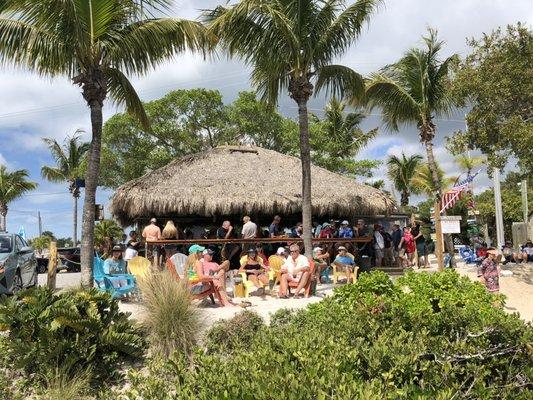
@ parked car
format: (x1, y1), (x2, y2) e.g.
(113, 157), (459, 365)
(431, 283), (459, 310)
(0, 232), (38, 294)
(57, 247), (81, 272)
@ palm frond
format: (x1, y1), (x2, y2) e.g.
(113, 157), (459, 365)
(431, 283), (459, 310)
(0, 17), (74, 75)
(42, 138), (69, 170)
(106, 18), (209, 76)
(365, 72), (420, 130)
(315, 64), (365, 102)
(315, 0), (383, 62)
(0, 165), (38, 204)
(105, 67), (149, 131)
(40, 166), (66, 183)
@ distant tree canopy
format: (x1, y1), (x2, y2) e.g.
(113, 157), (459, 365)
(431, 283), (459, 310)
(450, 23), (533, 173)
(100, 90), (380, 188)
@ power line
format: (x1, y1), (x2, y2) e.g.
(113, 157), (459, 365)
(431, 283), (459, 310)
(299, 107), (467, 123)
(0, 70), (250, 121)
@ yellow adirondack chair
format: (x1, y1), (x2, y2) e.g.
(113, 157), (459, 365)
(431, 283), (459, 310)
(332, 252), (359, 284)
(127, 256), (151, 279)
(237, 255), (268, 298)
(267, 255), (284, 293)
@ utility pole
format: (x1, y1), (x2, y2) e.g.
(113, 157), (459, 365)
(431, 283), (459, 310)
(493, 168), (505, 249)
(520, 179), (528, 224)
(38, 211), (42, 236)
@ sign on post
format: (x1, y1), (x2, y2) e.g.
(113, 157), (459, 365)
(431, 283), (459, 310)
(441, 216), (462, 234)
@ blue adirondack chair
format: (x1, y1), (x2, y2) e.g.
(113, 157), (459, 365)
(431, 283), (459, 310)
(93, 256), (137, 299)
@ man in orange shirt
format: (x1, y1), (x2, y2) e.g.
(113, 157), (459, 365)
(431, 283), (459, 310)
(142, 218), (161, 266)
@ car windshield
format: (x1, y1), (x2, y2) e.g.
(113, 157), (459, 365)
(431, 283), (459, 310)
(0, 236), (12, 253)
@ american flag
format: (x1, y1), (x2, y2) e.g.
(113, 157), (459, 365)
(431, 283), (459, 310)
(440, 171), (480, 214)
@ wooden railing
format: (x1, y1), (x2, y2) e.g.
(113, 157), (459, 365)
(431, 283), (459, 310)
(147, 237), (372, 246)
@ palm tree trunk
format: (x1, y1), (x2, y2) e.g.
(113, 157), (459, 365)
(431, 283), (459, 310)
(401, 191), (409, 206)
(80, 100), (103, 287)
(0, 204), (7, 232)
(73, 193), (78, 246)
(297, 98), (313, 257)
(423, 139), (441, 196)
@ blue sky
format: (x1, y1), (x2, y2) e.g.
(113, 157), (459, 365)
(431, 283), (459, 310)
(1, 0), (530, 239)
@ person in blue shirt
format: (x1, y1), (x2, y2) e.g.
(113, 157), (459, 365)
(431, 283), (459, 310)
(333, 246), (356, 284)
(103, 245), (127, 288)
(338, 220), (353, 238)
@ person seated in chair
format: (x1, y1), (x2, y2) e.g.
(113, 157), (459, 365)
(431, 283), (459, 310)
(103, 245), (128, 288)
(313, 247), (330, 283)
(239, 248), (269, 291)
(520, 240), (533, 262)
(333, 246), (356, 284)
(202, 249), (230, 291)
(186, 245), (234, 307)
(279, 244), (310, 298)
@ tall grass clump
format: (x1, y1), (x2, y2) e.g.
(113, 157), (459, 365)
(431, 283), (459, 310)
(37, 367), (93, 400)
(139, 271), (203, 357)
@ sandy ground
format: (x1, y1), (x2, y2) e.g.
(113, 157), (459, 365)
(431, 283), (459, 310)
(454, 261), (533, 322)
(38, 261), (533, 326)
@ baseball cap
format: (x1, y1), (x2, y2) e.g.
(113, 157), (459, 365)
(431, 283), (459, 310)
(313, 247), (322, 253)
(202, 249), (215, 256)
(150, 217), (157, 223)
(276, 247), (286, 255)
(338, 246), (347, 251)
(341, 220), (349, 225)
(112, 245), (122, 252)
(188, 244), (205, 254)
(248, 248), (257, 254)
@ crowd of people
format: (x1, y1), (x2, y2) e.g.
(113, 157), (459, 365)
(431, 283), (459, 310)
(98, 215), (532, 305)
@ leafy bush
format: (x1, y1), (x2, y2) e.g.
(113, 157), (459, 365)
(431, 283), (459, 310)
(119, 270), (533, 399)
(138, 271), (203, 357)
(0, 287), (145, 383)
(205, 310), (264, 354)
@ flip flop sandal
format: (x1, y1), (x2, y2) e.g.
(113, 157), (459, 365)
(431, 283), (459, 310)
(239, 301), (252, 308)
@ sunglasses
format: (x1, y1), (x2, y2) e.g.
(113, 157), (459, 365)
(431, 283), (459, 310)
(290, 250), (299, 253)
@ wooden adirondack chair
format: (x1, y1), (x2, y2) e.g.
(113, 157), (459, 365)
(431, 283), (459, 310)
(165, 259), (218, 304)
(267, 255), (284, 293)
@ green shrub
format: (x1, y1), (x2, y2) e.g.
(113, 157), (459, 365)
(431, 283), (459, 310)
(0, 286), (145, 383)
(205, 310), (264, 354)
(269, 308), (298, 327)
(138, 271), (202, 357)
(117, 270), (533, 399)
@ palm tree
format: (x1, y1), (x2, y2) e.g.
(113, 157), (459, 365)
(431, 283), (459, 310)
(205, 0), (381, 255)
(312, 97), (378, 175)
(410, 162), (456, 198)
(41, 132), (90, 247)
(386, 153), (423, 206)
(94, 219), (123, 258)
(366, 29), (457, 200)
(0, 166), (38, 231)
(0, 0), (207, 287)
(455, 154), (484, 176)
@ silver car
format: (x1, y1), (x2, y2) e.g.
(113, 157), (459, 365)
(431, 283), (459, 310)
(0, 232), (38, 294)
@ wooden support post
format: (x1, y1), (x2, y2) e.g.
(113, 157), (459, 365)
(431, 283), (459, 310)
(47, 241), (57, 290)
(434, 201), (444, 271)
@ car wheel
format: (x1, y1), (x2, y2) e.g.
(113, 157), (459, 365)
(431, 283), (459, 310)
(12, 270), (23, 294)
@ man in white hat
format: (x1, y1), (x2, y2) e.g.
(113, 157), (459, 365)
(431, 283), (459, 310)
(338, 220), (354, 238)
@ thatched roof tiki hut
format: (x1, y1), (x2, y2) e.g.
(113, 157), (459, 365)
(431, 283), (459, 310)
(109, 146), (396, 228)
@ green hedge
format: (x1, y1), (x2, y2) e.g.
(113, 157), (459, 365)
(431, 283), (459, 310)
(120, 270), (532, 399)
